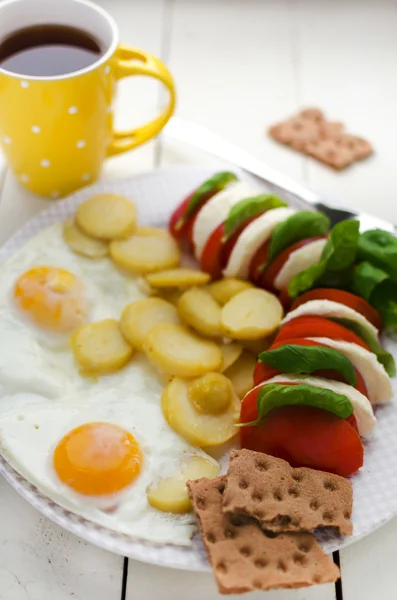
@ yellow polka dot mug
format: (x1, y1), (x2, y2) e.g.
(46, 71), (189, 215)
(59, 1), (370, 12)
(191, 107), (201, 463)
(0, 0), (176, 198)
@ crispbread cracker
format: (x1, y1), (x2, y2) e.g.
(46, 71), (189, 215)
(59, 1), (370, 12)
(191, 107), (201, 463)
(223, 450), (353, 535)
(187, 476), (339, 595)
(268, 108), (373, 170)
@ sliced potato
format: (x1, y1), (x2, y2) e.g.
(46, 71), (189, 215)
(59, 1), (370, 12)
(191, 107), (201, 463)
(221, 288), (283, 340)
(136, 226), (169, 237)
(241, 337), (273, 356)
(143, 323), (222, 377)
(209, 278), (253, 305)
(70, 318), (133, 374)
(162, 377), (240, 447)
(120, 298), (180, 352)
(177, 287), (221, 337)
(146, 268), (210, 288)
(219, 341), (243, 372)
(147, 456), (219, 514)
(63, 217), (108, 259)
(189, 372), (234, 414)
(159, 287), (184, 305)
(110, 232), (180, 274)
(76, 194), (136, 240)
(224, 350), (256, 399)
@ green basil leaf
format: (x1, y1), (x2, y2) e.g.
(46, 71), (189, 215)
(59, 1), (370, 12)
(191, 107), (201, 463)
(267, 211), (330, 264)
(350, 262), (397, 331)
(255, 383), (353, 422)
(224, 194), (287, 239)
(335, 318), (396, 377)
(351, 262), (389, 301)
(358, 229), (397, 280)
(288, 220), (360, 298)
(176, 172), (238, 230)
(258, 344), (356, 386)
(371, 280), (397, 331)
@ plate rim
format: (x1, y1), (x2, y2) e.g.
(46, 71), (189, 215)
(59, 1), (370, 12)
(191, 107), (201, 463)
(0, 165), (396, 569)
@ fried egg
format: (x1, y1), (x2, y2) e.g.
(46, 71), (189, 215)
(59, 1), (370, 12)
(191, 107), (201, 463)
(0, 223), (218, 545)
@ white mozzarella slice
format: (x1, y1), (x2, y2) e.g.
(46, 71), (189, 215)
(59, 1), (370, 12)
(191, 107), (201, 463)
(308, 337), (392, 405)
(223, 207), (296, 279)
(262, 374), (376, 436)
(192, 181), (256, 260)
(274, 239), (327, 290)
(281, 299), (379, 337)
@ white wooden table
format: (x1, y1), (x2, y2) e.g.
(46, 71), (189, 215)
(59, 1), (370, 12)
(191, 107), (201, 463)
(0, 0), (396, 598)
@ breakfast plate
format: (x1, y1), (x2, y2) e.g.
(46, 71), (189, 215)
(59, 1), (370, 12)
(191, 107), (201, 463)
(0, 165), (397, 571)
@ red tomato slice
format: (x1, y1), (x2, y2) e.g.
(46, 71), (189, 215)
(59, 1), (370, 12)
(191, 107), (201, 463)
(259, 236), (327, 291)
(274, 316), (371, 351)
(279, 287), (292, 311)
(200, 222), (225, 280)
(169, 194), (192, 242)
(253, 338), (368, 397)
(169, 188), (220, 247)
(239, 386), (363, 477)
(200, 215), (263, 280)
(291, 288), (382, 330)
(249, 239), (270, 283)
(222, 216), (259, 267)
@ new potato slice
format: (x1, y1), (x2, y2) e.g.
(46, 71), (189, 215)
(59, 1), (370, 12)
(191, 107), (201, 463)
(76, 194), (136, 240)
(144, 323), (222, 377)
(219, 341), (243, 372)
(63, 217), (109, 259)
(146, 456), (219, 514)
(209, 277), (253, 305)
(221, 288), (283, 339)
(224, 349), (257, 399)
(146, 268), (210, 288)
(70, 318), (133, 374)
(120, 298), (180, 352)
(110, 232), (180, 274)
(162, 377), (240, 447)
(177, 287), (222, 337)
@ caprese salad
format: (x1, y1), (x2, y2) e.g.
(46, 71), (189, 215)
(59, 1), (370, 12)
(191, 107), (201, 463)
(170, 171), (397, 478)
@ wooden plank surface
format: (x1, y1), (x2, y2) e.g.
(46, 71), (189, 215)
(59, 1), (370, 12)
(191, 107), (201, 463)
(1, 0), (397, 598)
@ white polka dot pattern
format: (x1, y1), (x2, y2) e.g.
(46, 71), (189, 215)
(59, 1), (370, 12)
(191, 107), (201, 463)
(0, 166), (396, 570)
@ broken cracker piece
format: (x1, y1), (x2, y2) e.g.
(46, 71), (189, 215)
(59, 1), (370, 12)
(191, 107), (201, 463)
(187, 476), (339, 595)
(223, 450), (353, 536)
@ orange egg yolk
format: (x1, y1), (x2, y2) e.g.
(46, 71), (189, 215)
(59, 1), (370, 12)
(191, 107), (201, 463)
(53, 422), (142, 496)
(14, 266), (87, 332)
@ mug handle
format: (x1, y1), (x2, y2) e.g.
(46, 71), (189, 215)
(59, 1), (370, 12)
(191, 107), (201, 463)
(106, 44), (176, 157)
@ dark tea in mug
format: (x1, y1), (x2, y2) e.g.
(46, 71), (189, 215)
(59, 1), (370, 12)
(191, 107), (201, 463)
(0, 24), (103, 76)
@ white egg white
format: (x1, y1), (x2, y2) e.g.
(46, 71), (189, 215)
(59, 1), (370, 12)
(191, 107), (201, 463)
(0, 223), (219, 546)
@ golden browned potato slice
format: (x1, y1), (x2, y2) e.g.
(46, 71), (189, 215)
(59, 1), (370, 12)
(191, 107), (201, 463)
(143, 323), (222, 377)
(76, 194), (136, 240)
(147, 455), (219, 514)
(120, 298), (180, 352)
(219, 341), (243, 372)
(146, 268), (210, 288)
(189, 372), (234, 414)
(221, 288), (283, 340)
(177, 287), (221, 337)
(162, 377), (240, 447)
(110, 232), (180, 274)
(224, 350), (257, 399)
(70, 319), (133, 374)
(209, 278), (253, 305)
(63, 218), (109, 259)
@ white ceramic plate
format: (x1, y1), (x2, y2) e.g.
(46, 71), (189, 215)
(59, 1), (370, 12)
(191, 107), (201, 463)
(1, 166), (397, 571)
